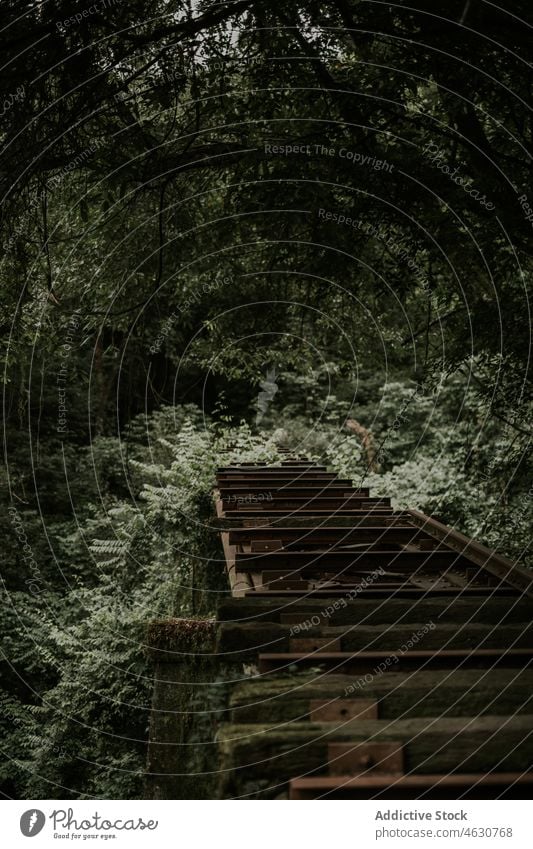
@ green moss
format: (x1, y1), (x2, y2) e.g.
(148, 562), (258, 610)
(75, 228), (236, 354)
(146, 617), (217, 661)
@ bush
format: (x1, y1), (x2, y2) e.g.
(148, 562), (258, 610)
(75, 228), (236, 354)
(1, 408), (281, 799)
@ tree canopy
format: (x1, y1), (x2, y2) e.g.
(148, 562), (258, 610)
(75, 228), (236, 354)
(1, 0), (531, 800)
(1, 0), (531, 426)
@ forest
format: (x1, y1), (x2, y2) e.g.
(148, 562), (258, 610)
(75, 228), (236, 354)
(0, 0), (531, 799)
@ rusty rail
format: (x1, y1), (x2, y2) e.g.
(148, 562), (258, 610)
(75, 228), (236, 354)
(212, 457), (533, 799)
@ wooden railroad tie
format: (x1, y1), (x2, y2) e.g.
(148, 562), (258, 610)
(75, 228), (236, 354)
(208, 458), (533, 799)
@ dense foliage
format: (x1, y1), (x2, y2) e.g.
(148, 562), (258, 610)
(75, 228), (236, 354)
(1, 409), (282, 798)
(1, 0), (531, 799)
(2, 0), (531, 417)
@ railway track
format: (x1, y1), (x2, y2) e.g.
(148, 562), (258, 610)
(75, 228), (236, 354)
(212, 454), (533, 799)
